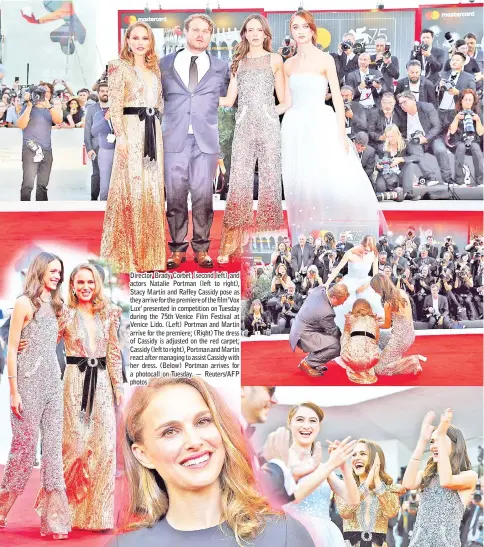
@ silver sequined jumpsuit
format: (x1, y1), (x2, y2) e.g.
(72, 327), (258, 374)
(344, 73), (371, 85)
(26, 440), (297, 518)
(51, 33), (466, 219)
(0, 300), (70, 536)
(409, 476), (465, 547)
(219, 53), (284, 257)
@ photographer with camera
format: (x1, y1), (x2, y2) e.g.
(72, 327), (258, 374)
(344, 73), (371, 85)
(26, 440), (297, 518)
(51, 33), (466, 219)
(461, 478), (483, 547)
(425, 234), (439, 259)
(371, 38), (400, 90)
(391, 245), (410, 276)
(340, 85), (368, 138)
(277, 36), (296, 62)
(415, 246), (438, 274)
(338, 32), (360, 79)
(317, 249), (339, 284)
(244, 299), (272, 337)
(396, 266), (417, 320)
(397, 90), (449, 184)
(409, 29), (445, 86)
(439, 52), (476, 132)
(440, 235), (459, 258)
(467, 235), (484, 260)
(471, 253), (484, 319)
(267, 262), (293, 322)
(368, 93), (405, 152)
(291, 234), (314, 290)
(275, 283), (303, 333)
(353, 132), (376, 182)
(16, 86), (63, 200)
(271, 242), (292, 278)
(423, 284), (451, 328)
(454, 253), (478, 320)
(5, 94), (22, 127)
(301, 265), (323, 297)
(377, 234), (393, 256)
(374, 124), (422, 200)
(378, 250), (389, 272)
(444, 39), (482, 79)
(448, 88), (484, 187)
(347, 52), (386, 110)
(395, 60), (438, 107)
(465, 32), (484, 73)
(414, 264), (435, 320)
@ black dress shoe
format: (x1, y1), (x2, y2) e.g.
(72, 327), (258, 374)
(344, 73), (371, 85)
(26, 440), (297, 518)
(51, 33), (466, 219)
(404, 193), (421, 201)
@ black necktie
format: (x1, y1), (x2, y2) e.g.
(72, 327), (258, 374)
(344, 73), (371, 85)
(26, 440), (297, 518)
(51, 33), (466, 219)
(189, 56), (198, 92)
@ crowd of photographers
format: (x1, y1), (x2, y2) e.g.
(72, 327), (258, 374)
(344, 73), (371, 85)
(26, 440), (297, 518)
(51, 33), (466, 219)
(0, 72), (112, 200)
(279, 29), (484, 195)
(243, 229), (484, 336)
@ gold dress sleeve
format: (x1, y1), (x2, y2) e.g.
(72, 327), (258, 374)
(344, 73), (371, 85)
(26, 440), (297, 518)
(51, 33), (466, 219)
(335, 492), (359, 519)
(107, 59), (126, 139)
(57, 305), (71, 344)
(375, 483), (405, 519)
(106, 306), (123, 393)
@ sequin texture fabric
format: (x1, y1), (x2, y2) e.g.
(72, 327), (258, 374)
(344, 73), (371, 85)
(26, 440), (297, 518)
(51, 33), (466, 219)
(219, 54), (284, 257)
(101, 59), (166, 273)
(59, 305), (123, 530)
(375, 313), (422, 376)
(408, 476), (464, 547)
(336, 483), (403, 546)
(0, 301), (70, 536)
(340, 314), (380, 384)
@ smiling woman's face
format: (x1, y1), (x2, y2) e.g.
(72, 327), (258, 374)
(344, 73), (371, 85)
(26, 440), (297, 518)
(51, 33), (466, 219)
(289, 405), (321, 449)
(131, 384), (226, 494)
(352, 441), (370, 477)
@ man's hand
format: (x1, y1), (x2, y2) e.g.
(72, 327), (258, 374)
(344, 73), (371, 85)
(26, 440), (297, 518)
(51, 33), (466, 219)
(372, 81), (382, 90)
(449, 87), (460, 96)
(104, 109), (111, 121)
(422, 48), (431, 58)
(345, 109), (353, 119)
(419, 136), (428, 145)
(262, 427), (290, 465)
(383, 56), (392, 65)
(87, 150), (96, 161)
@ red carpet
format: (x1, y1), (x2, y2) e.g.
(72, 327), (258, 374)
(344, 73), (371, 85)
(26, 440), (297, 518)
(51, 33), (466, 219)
(0, 211), (239, 295)
(241, 334), (483, 386)
(0, 467), (115, 546)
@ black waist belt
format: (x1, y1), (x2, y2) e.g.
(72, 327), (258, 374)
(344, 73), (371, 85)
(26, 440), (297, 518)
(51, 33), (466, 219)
(350, 330), (376, 340)
(123, 107), (160, 161)
(66, 356), (107, 416)
(343, 531), (386, 547)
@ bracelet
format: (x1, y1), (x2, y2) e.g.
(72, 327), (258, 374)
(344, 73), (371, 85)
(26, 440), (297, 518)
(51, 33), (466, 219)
(8, 375), (17, 379)
(412, 457), (420, 461)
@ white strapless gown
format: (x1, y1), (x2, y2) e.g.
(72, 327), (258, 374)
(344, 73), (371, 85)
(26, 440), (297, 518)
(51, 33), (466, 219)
(281, 73), (381, 242)
(284, 480), (345, 547)
(334, 252), (385, 331)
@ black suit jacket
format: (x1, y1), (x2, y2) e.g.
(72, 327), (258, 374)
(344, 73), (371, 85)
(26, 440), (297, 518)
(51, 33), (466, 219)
(395, 76), (437, 107)
(339, 52), (360, 78)
(423, 294), (450, 317)
(291, 244), (314, 273)
(359, 145), (376, 179)
(368, 108), (405, 147)
(426, 244), (439, 259)
(259, 462), (295, 509)
(370, 54), (400, 89)
(438, 69), (476, 99)
(345, 100), (368, 135)
(409, 46), (446, 84)
(347, 68), (387, 104)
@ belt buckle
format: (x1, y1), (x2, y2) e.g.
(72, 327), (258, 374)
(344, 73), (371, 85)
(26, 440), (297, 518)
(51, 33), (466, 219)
(146, 106), (155, 116)
(361, 531), (373, 541)
(88, 358), (98, 367)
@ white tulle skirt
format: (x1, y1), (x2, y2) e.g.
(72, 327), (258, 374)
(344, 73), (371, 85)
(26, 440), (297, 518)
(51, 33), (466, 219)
(282, 103), (380, 243)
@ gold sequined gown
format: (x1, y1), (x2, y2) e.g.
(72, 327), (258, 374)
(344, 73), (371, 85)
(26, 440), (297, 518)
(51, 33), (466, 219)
(219, 54), (284, 258)
(100, 58), (166, 273)
(59, 305), (123, 530)
(0, 301), (71, 536)
(336, 482), (403, 547)
(340, 314), (380, 384)
(376, 312), (422, 376)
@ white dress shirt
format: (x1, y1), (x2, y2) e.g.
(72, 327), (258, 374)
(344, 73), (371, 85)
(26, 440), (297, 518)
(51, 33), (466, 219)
(409, 80), (421, 101)
(359, 70), (375, 107)
(432, 295), (440, 312)
(174, 47), (210, 134)
(407, 111), (426, 137)
(439, 71), (460, 111)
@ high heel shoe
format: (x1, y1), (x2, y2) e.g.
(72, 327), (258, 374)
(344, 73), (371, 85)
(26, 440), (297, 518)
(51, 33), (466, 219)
(417, 355), (428, 362)
(53, 533), (68, 540)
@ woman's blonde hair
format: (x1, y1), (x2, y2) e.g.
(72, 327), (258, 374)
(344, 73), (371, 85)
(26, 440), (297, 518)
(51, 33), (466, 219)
(360, 235), (378, 255)
(370, 273), (407, 312)
(249, 298), (264, 314)
(231, 14), (273, 75)
(121, 377), (277, 543)
(23, 252), (64, 317)
(383, 124), (406, 153)
(353, 438), (393, 486)
(120, 22), (160, 72)
(287, 402), (324, 454)
(68, 263), (109, 318)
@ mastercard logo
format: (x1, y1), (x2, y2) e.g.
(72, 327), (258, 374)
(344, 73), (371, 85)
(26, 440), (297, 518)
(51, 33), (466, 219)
(123, 15), (138, 25)
(425, 10), (440, 20)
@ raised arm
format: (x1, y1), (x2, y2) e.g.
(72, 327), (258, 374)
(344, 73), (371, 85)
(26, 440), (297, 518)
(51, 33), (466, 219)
(378, 302), (392, 329)
(327, 442), (360, 505)
(219, 74), (238, 107)
(402, 411), (435, 490)
(323, 250), (351, 288)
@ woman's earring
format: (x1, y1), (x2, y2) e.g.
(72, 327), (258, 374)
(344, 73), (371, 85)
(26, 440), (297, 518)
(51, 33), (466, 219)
(72, 290), (76, 296)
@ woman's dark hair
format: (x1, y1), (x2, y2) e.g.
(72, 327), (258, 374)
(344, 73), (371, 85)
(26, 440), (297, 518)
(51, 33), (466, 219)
(456, 88), (481, 115)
